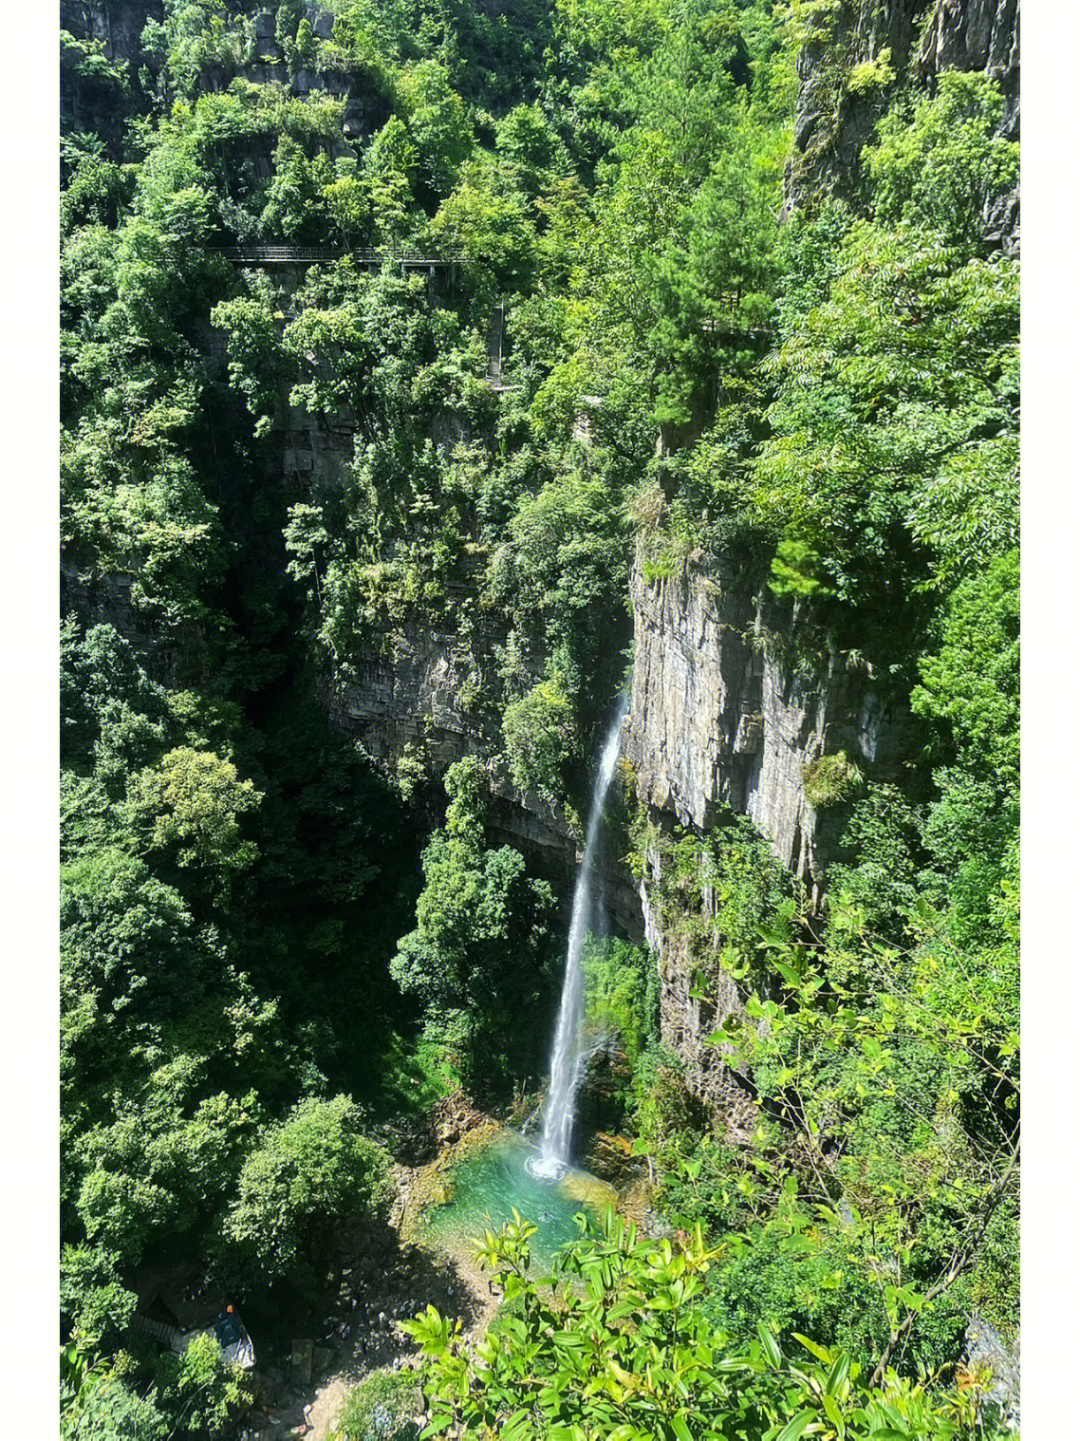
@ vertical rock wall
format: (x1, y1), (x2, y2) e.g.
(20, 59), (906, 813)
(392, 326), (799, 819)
(61, 0), (163, 147)
(918, 0), (1019, 249)
(323, 613), (644, 940)
(786, 0), (1019, 252)
(639, 847), (758, 1139)
(623, 543), (911, 906)
(623, 540), (913, 1124)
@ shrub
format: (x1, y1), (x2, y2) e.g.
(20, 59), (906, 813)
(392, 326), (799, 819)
(802, 750), (864, 809)
(222, 1096), (392, 1281)
(405, 1212), (991, 1439)
(60, 1244), (137, 1351)
(632, 1043), (703, 1144)
(336, 1368), (423, 1441)
(154, 1331), (255, 1437)
(582, 935), (655, 1062)
(501, 677), (575, 803)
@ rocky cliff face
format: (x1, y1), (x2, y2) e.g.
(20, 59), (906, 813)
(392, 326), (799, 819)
(639, 847), (758, 1139)
(624, 543), (911, 906)
(918, 0), (1019, 249)
(61, 0), (161, 65)
(62, 2), (391, 154)
(323, 607), (643, 939)
(61, 0), (163, 147)
(322, 595), (495, 781)
(639, 0), (1020, 1121)
(623, 540), (913, 1123)
(787, 0), (1019, 251)
(788, 0), (924, 212)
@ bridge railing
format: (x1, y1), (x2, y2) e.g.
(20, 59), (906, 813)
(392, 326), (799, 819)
(211, 245), (465, 266)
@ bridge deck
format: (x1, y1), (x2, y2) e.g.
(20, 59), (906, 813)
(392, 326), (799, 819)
(212, 245), (464, 267)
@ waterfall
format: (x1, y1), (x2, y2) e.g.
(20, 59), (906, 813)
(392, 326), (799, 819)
(528, 698), (628, 1180)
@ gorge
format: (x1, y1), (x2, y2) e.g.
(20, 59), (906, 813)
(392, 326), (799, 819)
(60, 2), (1020, 1438)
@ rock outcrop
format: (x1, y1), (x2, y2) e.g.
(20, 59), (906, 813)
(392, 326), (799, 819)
(965, 1313), (1021, 1432)
(919, 0), (1019, 134)
(323, 600), (494, 780)
(61, 0), (163, 147)
(61, 2), (392, 156)
(622, 539), (914, 1126)
(624, 543), (911, 906)
(639, 851), (758, 1138)
(324, 614), (643, 939)
(787, 0), (1019, 252)
(788, 0), (924, 212)
(918, 0), (1019, 250)
(61, 0), (161, 61)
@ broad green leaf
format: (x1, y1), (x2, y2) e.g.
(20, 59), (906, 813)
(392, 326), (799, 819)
(822, 1393), (845, 1432)
(774, 1409), (818, 1441)
(421, 1415), (454, 1437)
(825, 1352), (850, 1397)
(792, 1334), (833, 1366)
(757, 1322), (783, 1369)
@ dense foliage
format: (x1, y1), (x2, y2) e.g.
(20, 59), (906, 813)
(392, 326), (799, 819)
(405, 1211), (991, 1439)
(391, 756), (559, 1092)
(61, 0), (1018, 1435)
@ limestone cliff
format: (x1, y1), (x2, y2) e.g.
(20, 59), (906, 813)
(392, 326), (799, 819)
(631, 0), (1021, 1125)
(61, 0), (163, 147)
(622, 540), (914, 1123)
(323, 607), (643, 939)
(787, 0), (1019, 252)
(624, 542), (911, 905)
(639, 841), (758, 1139)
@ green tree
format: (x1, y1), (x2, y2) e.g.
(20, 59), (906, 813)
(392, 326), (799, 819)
(502, 676), (576, 804)
(755, 215), (1017, 613)
(867, 70), (1019, 249)
(912, 550), (1019, 942)
(323, 155), (372, 246)
(154, 1330), (255, 1436)
(125, 747), (261, 883)
(222, 1095), (392, 1281)
(395, 59), (472, 199)
(211, 280), (290, 432)
(260, 134), (333, 239)
(360, 117), (418, 243)
(391, 758), (556, 1091)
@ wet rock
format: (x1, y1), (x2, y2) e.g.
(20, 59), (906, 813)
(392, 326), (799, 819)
(585, 1131), (644, 1186)
(290, 1338), (313, 1388)
(965, 1313), (1020, 1431)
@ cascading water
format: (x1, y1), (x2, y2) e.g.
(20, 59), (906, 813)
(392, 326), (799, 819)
(527, 699), (628, 1181)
